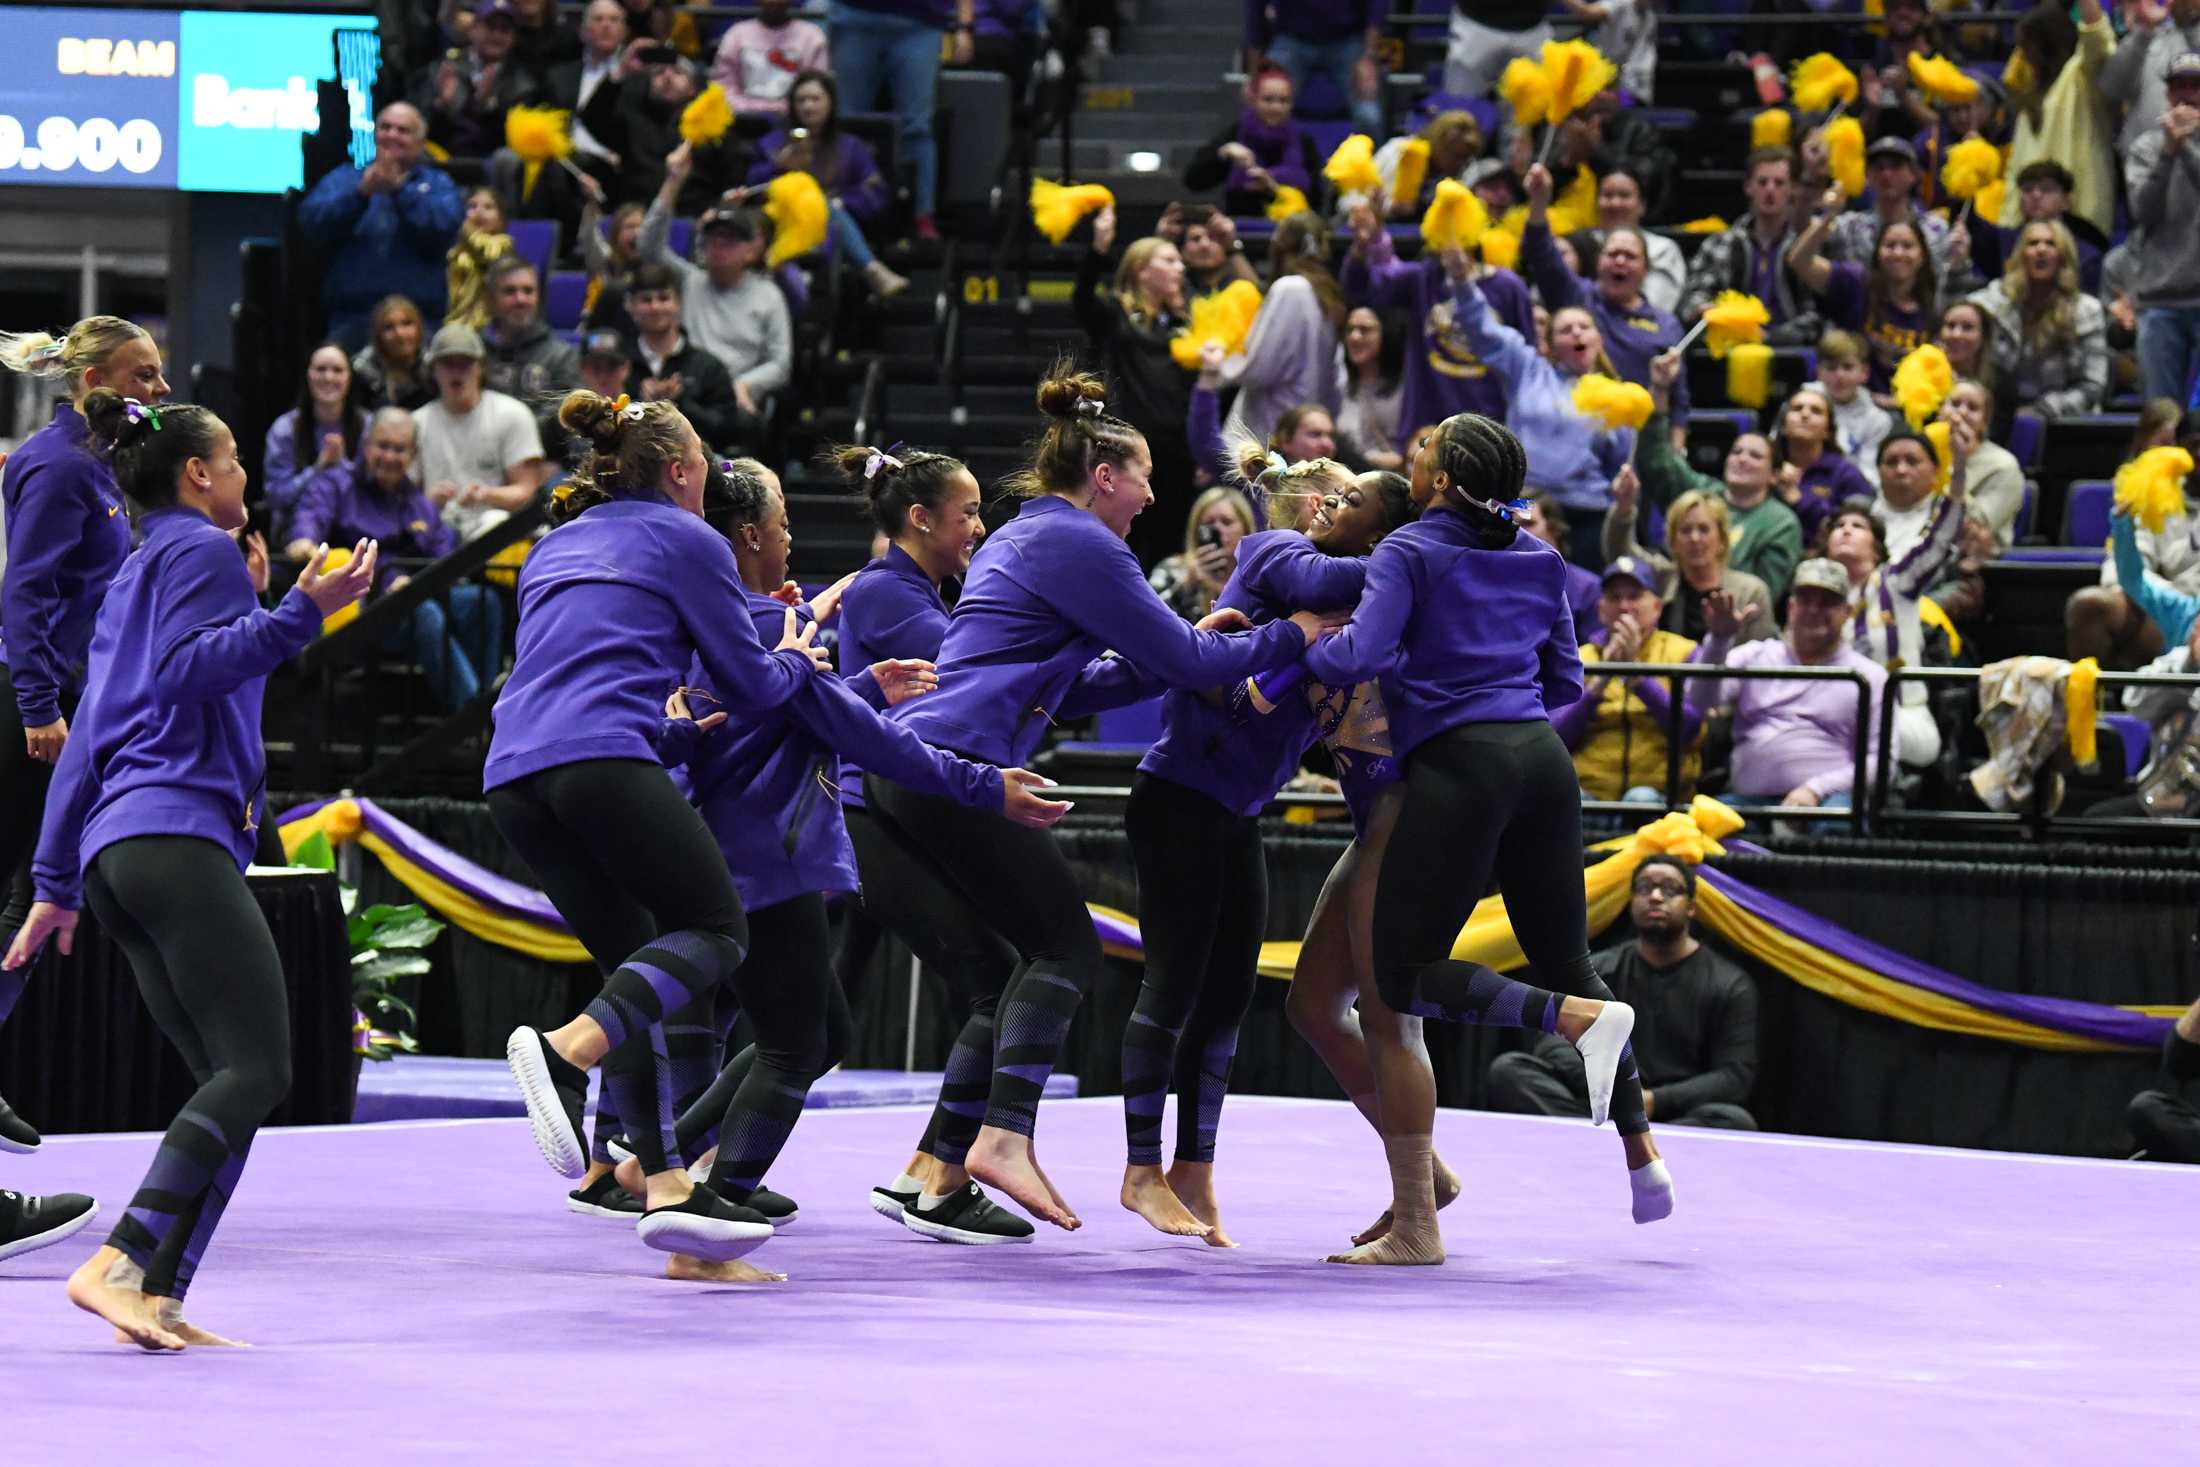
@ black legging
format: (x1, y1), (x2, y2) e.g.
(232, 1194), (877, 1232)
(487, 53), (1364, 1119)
(87, 837), (291, 1300)
(1121, 773), (1265, 1167)
(486, 758), (750, 1175)
(1373, 720), (1648, 1134)
(0, 664), (71, 1029)
(867, 771), (1101, 1143)
(846, 795), (1021, 1166)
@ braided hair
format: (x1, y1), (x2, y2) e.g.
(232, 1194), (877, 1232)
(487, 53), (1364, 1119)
(81, 388), (227, 510)
(823, 442), (970, 537)
(1004, 362), (1147, 499)
(1430, 412), (1527, 542)
(551, 389), (694, 525)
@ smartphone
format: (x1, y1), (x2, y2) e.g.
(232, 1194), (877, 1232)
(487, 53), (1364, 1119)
(1197, 522), (1224, 551)
(638, 43), (680, 65)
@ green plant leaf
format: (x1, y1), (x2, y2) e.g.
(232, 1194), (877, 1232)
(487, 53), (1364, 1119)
(368, 916), (446, 950)
(357, 903), (421, 928)
(290, 830), (336, 871)
(352, 953), (432, 984)
(361, 992), (419, 1026)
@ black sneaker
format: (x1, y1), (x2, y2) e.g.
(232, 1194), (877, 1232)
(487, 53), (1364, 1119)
(567, 1173), (645, 1219)
(505, 1026), (588, 1179)
(636, 1189), (774, 1261)
(870, 1180), (918, 1224)
(0, 1190), (98, 1263)
(719, 1184), (798, 1227)
(0, 1093), (38, 1154)
(900, 1183), (1035, 1246)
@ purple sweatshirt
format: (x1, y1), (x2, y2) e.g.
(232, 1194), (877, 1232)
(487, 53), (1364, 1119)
(895, 495), (1306, 767)
(1340, 238), (1536, 428)
(33, 508), (321, 907)
(673, 590), (1002, 911)
(1787, 450), (1875, 543)
(1, 400), (133, 728)
(1307, 507), (1582, 757)
(834, 542), (949, 806)
(1140, 531), (1368, 816)
(484, 496), (815, 790)
(748, 130), (891, 223)
(292, 464), (456, 593)
(1521, 220), (1691, 420)
(261, 407), (367, 524)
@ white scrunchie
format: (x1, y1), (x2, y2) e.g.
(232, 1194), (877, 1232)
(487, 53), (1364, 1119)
(863, 448), (904, 481)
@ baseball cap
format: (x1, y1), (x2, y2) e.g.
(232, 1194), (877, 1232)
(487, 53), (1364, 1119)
(2169, 52), (2200, 82)
(581, 329), (629, 363)
(1790, 557), (1851, 598)
(697, 205), (764, 241)
(475, 0), (519, 23)
(1865, 136), (1918, 166)
(426, 322), (485, 362)
(1600, 554), (1660, 592)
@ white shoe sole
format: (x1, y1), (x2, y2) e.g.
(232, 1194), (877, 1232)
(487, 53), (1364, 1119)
(0, 1199), (98, 1263)
(870, 1189), (914, 1223)
(900, 1208), (1035, 1246)
(1575, 1001), (1636, 1128)
(567, 1196), (641, 1220)
(506, 1027), (585, 1179)
(636, 1211), (775, 1261)
(0, 1132), (40, 1155)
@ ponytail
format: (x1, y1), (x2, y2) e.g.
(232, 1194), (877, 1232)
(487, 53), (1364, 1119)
(81, 387), (226, 510)
(552, 388), (693, 525)
(1005, 361), (1147, 499)
(823, 441), (970, 537)
(0, 315), (153, 397)
(1429, 412), (1527, 542)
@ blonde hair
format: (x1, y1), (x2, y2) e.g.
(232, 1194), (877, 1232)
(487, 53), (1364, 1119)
(552, 389), (695, 523)
(1665, 489), (1733, 565)
(1228, 436), (1350, 528)
(2002, 218), (2081, 354)
(1113, 237), (1179, 325)
(0, 315), (152, 397)
(1815, 328), (1865, 369)
(1180, 485), (1259, 561)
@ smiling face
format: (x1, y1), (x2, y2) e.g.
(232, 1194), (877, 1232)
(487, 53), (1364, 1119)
(186, 422), (251, 532)
(88, 334), (170, 404)
(374, 103), (425, 172)
(1596, 230), (1647, 303)
(364, 415), (416, 489)
(1307, 471), (1390, 554)
(467, 188), (506, 236)
(1786, 585), (1850, 660)
(1876, 223), (1924, 289)
(913, 467), (988, 577)
(1251, 74), (1293, 128)
(1725, 433), (1773, 494)
(307, 345), (352, 412)
(1549, 307), (1602, 373)
(628, 285), (681, 339)
(493, 265), (539, 332)
(1344, 308), (1383, 371)
(1596, 171), (1643, 228)
(1089, 442), (1155, 539)
(1937, 303), (1984, 368)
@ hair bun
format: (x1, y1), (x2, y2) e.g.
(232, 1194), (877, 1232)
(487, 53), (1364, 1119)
(557, 388), (624, 454)
(79, 385), (133, 451)
(1035, 368), (1109, 421)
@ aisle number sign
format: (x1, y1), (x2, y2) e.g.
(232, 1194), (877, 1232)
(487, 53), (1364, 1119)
(0, 7), (375, 193)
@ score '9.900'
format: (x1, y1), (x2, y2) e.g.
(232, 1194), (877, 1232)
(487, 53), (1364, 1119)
(0, 113), (163, 176)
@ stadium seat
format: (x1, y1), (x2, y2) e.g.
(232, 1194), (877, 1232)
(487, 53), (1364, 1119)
(507, 219), (556, 280)
(2063, 480), (2112, 547)
(2007, 410), (2043, 469)
(2013, 479), (2036, 544)
(2099, 712), (2152, 780)
(544, 271), (587, 331)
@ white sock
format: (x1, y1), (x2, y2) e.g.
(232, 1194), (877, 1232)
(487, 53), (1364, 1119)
(1630, 1158), (1674, 1225)
(915, 1185), (956, 1211)
(884, 1171), (923, 1196)
(1574, 1002), (1636, 1128)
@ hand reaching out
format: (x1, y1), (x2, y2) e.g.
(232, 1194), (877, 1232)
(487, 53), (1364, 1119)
(870, 657), (939, 705)
(1702, 587), (1742, 640)
(999, 768), (1072, 828)
(243, 531), (270, 595)
(774, 606), (831, 671)
(297, 539), (379, 617)
(1092, 206), (1117, 254)
(1196, 606), (1252, 633)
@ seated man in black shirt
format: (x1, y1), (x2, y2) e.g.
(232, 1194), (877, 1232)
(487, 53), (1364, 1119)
(1487, 855), (1760, 1129)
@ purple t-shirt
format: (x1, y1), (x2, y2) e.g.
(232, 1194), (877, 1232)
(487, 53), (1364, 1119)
(1822, 260), (1931, 392)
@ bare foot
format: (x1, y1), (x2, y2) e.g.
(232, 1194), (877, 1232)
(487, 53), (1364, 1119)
(140, 1299), (248, 1347)
(666, 1253), (787, 1284)
(1352, 1151), (1463, 1246)
(966, 1127), (1079, 1230)
(1120, 1164), (1213, 1239)
(70, 1248), (185, 1352)
(1164, 1160), (1237, 1247)
(613, 1154), (643, 1197)
(1325, 1219), (1445, 1266)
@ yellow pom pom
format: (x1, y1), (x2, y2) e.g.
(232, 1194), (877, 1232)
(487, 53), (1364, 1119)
(1679, 216), (1730, 234)
(1751, 110), (1792, 150)
(1266, 185), (1311, 223)
(763, 170), (829, 268)
(1892, 343), (1956, 429)
(2066, 657), (2100, 767)
(1480, 229), (1521, 271)
(1390, 137), (1430, 213)
(1925, 419), (1954, 494)
(1323, 134), (1382, 197)
(1554, 164), (1598, 227)
(504, 106), (573, 164)
(679, 84), (735, 147)
(1168, 279), (1265, 370)
(1825, 117), (1866, 198)
(1906, 52), (1979, 105)
(1570, 373), (1654, 431)
(1789, 53), (1860, 113)
(1499, 56), (1551, 129)
(1974, 176), (2007, 224)
(1541, 38), (1618, 124)
(1029, 178), (1115, 244)
(2113, 446), (2196, 535)
(1420, 179), (1491, 254)
(1939, 136), (2002, 202)
(2002, 49), (2035, 101)
(1726, 343), (1776, 410)
(317, 546), (362, 634)
(1702, 291), (1771, 359)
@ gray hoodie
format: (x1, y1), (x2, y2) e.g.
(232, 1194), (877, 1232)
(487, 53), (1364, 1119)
(2127, 126), (2200, 308)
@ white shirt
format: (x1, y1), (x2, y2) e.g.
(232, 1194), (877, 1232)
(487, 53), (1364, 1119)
(413, 389), (545, 543)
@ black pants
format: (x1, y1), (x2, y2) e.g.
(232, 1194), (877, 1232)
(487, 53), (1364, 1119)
(1121, 773), (1265, 1166)
(487, 758), (750, 1174)
(88, 837), (291, 1300)
(1374, 721), (1650, 1134)
(1487, 1048), (1757, 1129)
(845, 796), (1021, 1165)
(868, 771), (1101, 1142)
(0, 664), (73, 1031)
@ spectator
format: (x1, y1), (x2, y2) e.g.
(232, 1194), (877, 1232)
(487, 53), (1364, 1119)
(1822, 137), (1967, 287)
(1790, 193), (1938, 394)
(1184, 66), (1321, 219)
(1446, 250), (1634, 567)
(1998, 0), (2115, 241)
(1805, 329), (1893, 490)
(1850, 433), (1969, 768)
(1334, 111), (1484, 222)
(1552, 550), (1711, 803)
(411, 322), (550, 543)
(579, 53), (745, 210)
(1187, 381), (1339, 527)
(1568, 169), (1685, 316)
(1520, 162), (1690, 429)
(2126, 54), (2200, 405)
(1632, 352), (1799, 607)
(446, 186), (516, 332)
(1860, 0), (1948, 138)
(1147, 487), (1260, 621)
(2069, 409), (2200, 665)
(479, 256), (581, 456)
(1445, 0), (1553, 100)
(263, 343), (369, 539)
(828, 0), (975, 241)
(1556, 0), (1658, 104)
(1701, 557), (1888, 811)
(1336, 306), (1405, 470)
(538, 0), (629, 169)
(287, 408), (505, 710)
(624, 262), (743, 453)
(1340, 200), (1536, 430)
(2128, 1001), (2200, 1161)
(1680, 147), (1818, 342)
(1770, 385), (1876, 544)
(967, 0), (1045, 95)
(617, 0), (700, 59)
(352, 295), (436, 412)
(578, 200), (645, 338)
(1965, 220), (2109, 419)
(415, 0), (540, 161)
(575, 327), (634, 400)
(2100, 0), (2200, 153)
(1973, 161), (2105, 292)
(1939, 379), (2027, 549)
(1934, 298), (1996, 402)
(1489, 855), (1759, 1128)
(1911, 83), (1994, 215)
(1517, 492), (1602, 640)
(1532, 88), (1676, 223)
(748, 70), (911, 298)
(1166, 204), (1261, 299)
(641, 147), (792, 437)
(1217, 212), (1346, 449)
(299, 103), (464, 348)
(714, 0), (830, 114)
(2086, 504), (2200, 819)
(1605, 468), (1779, 640)
(1244, 2), (1384, 138)
(1077, 207), (1194, 564)
(508, 0), (580, 75)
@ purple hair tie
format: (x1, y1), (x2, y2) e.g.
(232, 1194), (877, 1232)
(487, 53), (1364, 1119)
(122, 399), (161, 431)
